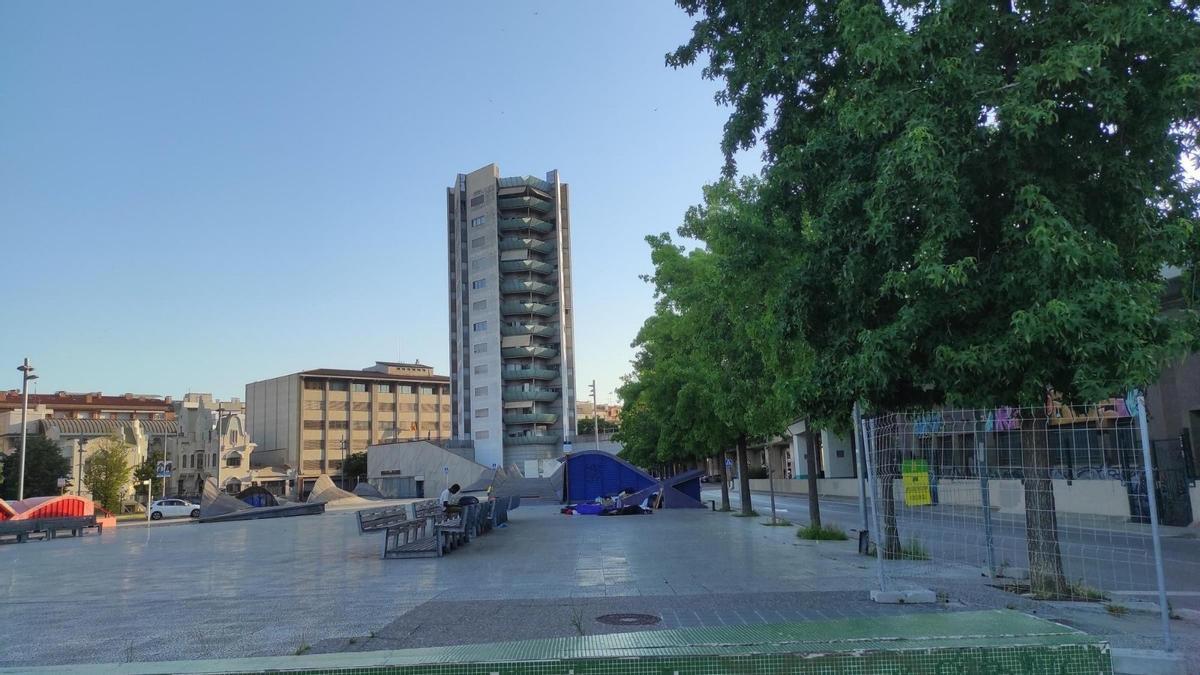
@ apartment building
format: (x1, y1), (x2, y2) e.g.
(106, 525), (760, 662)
(447, 164), (577, 469)
(245, 362), (450, 495)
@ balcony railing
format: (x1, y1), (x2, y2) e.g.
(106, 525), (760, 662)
(501, 345), (558, 359)
(503, 433), (562, 446)
(501, 367), (559, 381)
(498, 196), (552, 213)
(500, 301), (556, 317)
(500, 322), (558, 338)
(499, 237), (555, 255)
(499, 259), (554, 275)
(503, 412), (558, 425)
(499, 217), (554, 234)
(502, 388), (560, 402)
(500, 279), (556, 296)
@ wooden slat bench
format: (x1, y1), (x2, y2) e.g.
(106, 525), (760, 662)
(356, 505), (410, 534)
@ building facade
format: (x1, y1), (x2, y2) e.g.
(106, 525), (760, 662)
(0, 390), (175, 454)
(165, 393), (263, 498)
(245, 362), (450, 496)
(447, 164), (578, 469)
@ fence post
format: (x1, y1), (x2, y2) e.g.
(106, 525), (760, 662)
(976, 422), (997, 577)
(1135, 394), (1173, 652)
(853, 402), (869, 533)
(861, 417), (888, 592)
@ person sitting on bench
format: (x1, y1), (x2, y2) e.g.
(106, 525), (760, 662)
(440, 483), (462, 516)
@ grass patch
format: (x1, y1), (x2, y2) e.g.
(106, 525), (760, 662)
(732, 510), (760, 517)
(995, 578), (1109, 602)
(797, 523), (849, 541)
(294, 642), (311, 656)
(761, 518), (792, 526)
(116, 514), (146, 522)
(900, 537), (930, 560)
(1105, 603), (1128, 616)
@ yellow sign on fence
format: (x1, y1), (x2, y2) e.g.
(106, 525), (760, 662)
(902, 459), (932, 507)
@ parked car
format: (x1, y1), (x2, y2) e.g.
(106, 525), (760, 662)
(149, 499), (200, 520)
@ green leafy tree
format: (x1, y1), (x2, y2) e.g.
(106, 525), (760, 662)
(670, 0), (1200, 594)
(133, 449), (164, 501)
(83, 435), (133, 513)
(0, 435), (71, 499)
(344, 452), (368, 486)
(577, 417), (618, 437)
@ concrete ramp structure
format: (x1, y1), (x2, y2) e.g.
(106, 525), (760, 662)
(200, 478), (253, 518)
(306, 475), (370, 505)
(352, 482), (385, 499)
(199, 477), (325, 523)
(661, 469), (705, 508)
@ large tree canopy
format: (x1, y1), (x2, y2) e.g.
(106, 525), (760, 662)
(670, 0), (1200, 415)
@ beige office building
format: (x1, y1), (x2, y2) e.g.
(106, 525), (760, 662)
(447, 164), (578, 470)
(245, 362), (450, 495)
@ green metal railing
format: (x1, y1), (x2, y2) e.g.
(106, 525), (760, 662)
(499, 237), (555, 254)
(503, 433), (562, 446)
(501, 345), (558, 359)
(500, 322), (558, 338)
(502, 388), (560, 402)
(498, 196), (552, 213)
(499, 259), (554, 275)
(503, 412), (558, 425)
(501, 368), (559, 381)
(500, 301), (556, 317)
(499, 217), (554, 234)
(501, 279), (556, 296)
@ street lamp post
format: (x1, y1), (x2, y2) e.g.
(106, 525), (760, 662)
(16, 357), (38, 501)
(340, 435), (348, 489)
(76, 437), (86, 496)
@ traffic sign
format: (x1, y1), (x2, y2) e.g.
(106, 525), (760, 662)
(725, 458), (734, 467)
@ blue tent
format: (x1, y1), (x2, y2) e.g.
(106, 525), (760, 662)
(560, 450), (657, 503)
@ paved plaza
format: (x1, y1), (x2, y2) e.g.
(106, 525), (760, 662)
(1, 499), (1196, 668)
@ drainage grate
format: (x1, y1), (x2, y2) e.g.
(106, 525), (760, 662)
(595, 613), (661, 626)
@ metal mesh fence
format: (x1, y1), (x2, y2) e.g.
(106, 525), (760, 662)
(859, 394), (1175, 649)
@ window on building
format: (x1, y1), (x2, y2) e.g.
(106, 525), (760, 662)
(475, 430), (489, 440)
(328, 420), (349, 430)
(470, 194), (485, 207)
(303, 420), (323, 430)
(473, 321), (487, 332)
(470, 215), (487, 226)
(473, 343), (487, 354)
(474, 386), (488, 397)
(328, 381), (348, 392)
(474, 364), (488, 375)
(376, 383), (392, 394)
(472, 300), (486, 311)
(226, 456), (242, 468)
(474, 408), (489, 418)
(397, 385), (413, 394)
(352, 420), (371, 430)
(304, 379), (323, 390)
(471, 236), (485, 248)
(471, 278), (486, 289)
(351, 382), (368, 393)
(420, 385), (435, 394)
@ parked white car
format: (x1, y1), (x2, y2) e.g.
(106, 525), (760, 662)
(149, 499), (200, 520)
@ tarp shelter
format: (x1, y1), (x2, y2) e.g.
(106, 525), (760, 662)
(661, 469), (705, 508)
(559, 450), (657, 503)
(235, 486), (278, 508)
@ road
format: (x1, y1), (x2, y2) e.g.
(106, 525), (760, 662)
(704, 487), (1200, 610)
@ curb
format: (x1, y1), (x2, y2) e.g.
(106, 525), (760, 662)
(1111, 648), (1188, 675)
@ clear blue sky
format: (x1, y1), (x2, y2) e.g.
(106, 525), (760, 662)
(0, 1), (755, 404)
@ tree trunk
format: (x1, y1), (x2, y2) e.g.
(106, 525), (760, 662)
(716, 450), (731, 511)
(736, 434), (753, 515)
(805, 432), (822, 528)
(1021, 419), (1068, 597)
(877, 426), (902, 558)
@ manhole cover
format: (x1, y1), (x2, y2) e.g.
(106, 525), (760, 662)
(595, 613), (661, 626)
